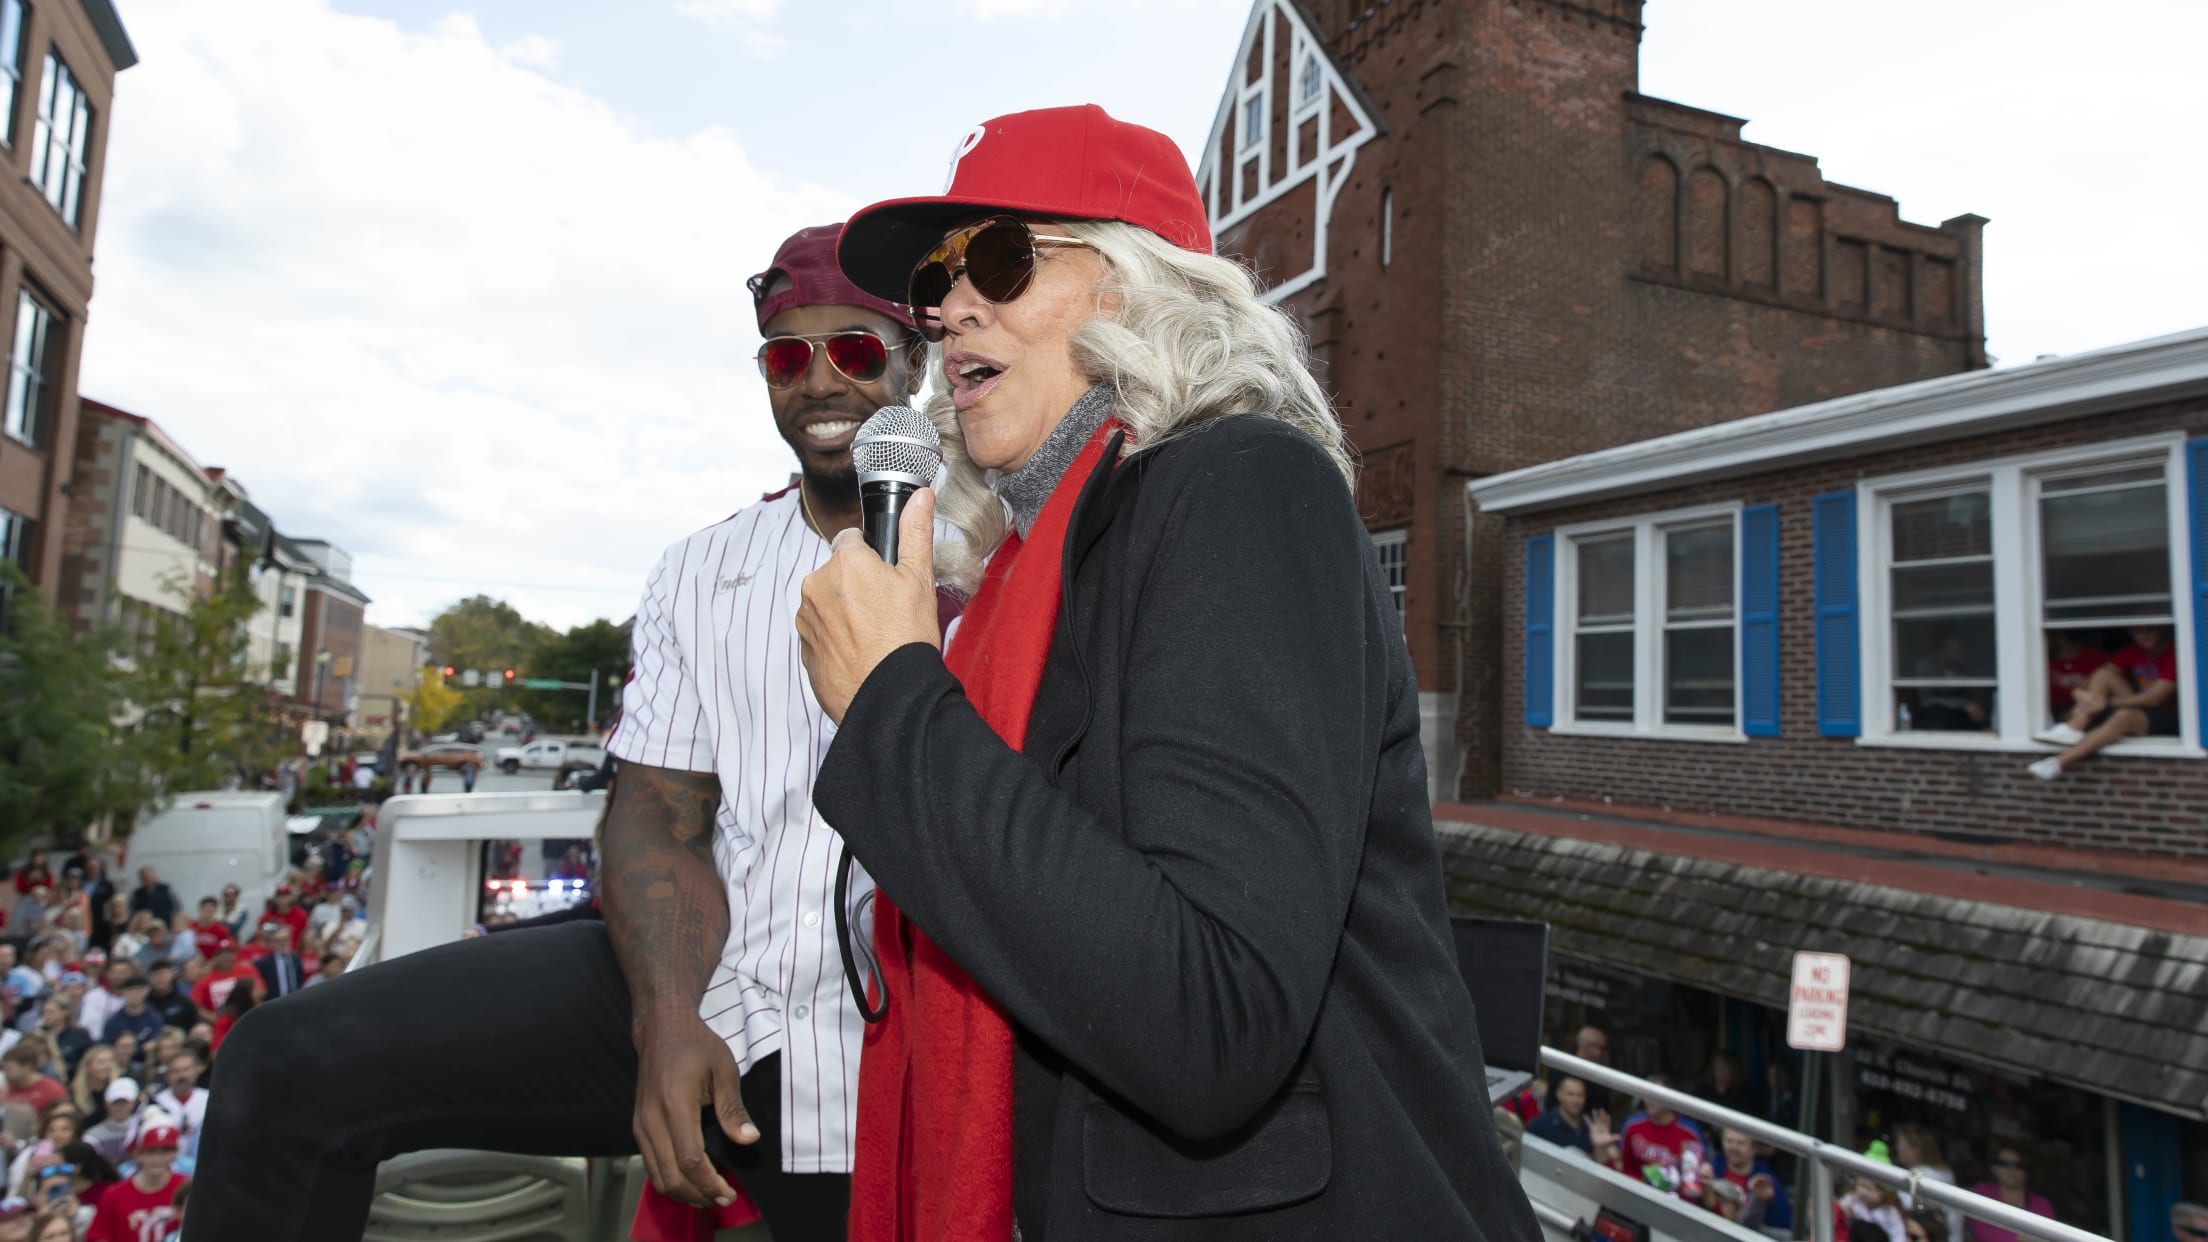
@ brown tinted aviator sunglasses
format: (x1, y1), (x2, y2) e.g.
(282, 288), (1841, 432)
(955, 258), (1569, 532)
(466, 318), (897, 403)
(907, 215), (1094, 342)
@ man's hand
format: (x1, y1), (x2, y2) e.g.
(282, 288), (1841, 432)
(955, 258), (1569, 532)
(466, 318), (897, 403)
(798, 488), (943, 723)
(632, 1013), (757, 1208)
(599, 764), (741, 1207)
(1750, 1173), (1776, 1202)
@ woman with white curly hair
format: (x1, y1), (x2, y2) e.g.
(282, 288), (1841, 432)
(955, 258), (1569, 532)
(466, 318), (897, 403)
(798, 105), (1535, 1242)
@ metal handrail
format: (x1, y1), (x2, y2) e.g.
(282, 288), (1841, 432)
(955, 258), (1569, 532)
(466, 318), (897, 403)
(1539, 1049), (2114, 1242)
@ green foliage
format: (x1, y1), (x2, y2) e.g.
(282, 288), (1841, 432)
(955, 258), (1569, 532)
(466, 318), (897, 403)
(513, 618), (631, 731)
(425, 595), (557, 716)
(121, 562), (291, 795)
(0, 565), (153, 848)
(428, 596), (554, 681)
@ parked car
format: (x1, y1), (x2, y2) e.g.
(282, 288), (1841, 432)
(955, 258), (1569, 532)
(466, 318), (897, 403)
(496, 737), (606, 775)
(399, 743), (487, 773)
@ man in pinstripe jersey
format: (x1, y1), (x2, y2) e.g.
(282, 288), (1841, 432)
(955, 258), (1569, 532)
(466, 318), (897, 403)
(182, 224), (934, 1242)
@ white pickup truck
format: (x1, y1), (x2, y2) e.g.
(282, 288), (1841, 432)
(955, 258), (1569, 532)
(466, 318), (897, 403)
(494, 737), (606, 774)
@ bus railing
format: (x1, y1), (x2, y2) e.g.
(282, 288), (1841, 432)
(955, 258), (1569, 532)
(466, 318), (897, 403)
(1539, 1049), (2114, 1242)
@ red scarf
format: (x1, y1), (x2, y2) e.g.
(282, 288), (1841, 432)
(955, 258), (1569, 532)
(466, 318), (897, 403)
(849, 421), (1121, 1242)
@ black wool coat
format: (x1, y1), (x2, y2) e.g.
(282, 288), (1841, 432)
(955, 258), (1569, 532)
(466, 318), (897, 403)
(816, 415), (1538, 1242)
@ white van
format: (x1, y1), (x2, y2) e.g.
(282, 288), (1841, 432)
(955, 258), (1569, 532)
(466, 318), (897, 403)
(127, 791), (291, 911)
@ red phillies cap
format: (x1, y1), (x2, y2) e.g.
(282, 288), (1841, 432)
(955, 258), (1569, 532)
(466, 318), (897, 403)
(838, 104), (1211, 304)
(137, 1124), (180, 1151)
(749, 223), (914, 334)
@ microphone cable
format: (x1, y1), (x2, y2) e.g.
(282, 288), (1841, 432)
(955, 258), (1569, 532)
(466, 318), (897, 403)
(834, 844), (887, 1024)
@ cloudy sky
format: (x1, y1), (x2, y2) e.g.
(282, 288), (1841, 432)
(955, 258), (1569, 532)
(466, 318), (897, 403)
(78, 0), (2208, 631)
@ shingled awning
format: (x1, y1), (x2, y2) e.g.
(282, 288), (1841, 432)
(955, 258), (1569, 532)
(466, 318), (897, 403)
(1434, 815), (2208, 1119)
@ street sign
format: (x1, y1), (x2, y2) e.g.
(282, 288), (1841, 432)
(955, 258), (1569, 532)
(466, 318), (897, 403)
(462, 669), (482, 688)
(1786, 951), (1851, 1052)
(519, 678), (564, 690)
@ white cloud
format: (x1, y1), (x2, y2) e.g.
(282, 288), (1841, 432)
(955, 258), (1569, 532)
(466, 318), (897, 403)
(81, 0), (850, 630)
(675, 0), (781, 18)
(496, 33), (562, 71)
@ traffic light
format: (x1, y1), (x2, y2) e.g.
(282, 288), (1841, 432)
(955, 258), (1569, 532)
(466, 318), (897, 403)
(503, 669), (516, 683)
(441, 665), (457, 684)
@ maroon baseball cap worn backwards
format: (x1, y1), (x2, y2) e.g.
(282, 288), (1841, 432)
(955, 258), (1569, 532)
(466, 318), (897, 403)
(837, 104), (1212, 305)
(749, 223), (915, 333)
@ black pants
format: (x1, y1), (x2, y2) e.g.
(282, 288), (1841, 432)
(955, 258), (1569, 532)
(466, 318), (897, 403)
(184, 921), (849, 1241)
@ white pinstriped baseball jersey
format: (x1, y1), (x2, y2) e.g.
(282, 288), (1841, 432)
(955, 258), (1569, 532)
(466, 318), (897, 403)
(609, 487), (943, 1175)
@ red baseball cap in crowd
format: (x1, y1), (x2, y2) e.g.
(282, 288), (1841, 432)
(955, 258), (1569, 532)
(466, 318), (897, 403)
(837, 104), (1211, 305)
(275, 883), (294, 895)
(138, 1124), (180, 1151)
(749, 223), (914, 333)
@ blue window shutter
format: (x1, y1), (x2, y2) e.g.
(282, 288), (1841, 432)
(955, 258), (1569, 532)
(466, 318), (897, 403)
(1525, 534), (1554, 727)
(2189, 438), (2208, 735)
(1741, 505), (1781, 736)
(1813, 491), (1860, 737)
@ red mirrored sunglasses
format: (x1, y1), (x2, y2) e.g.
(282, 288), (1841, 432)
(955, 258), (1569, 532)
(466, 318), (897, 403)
(755, 330), (910, 389)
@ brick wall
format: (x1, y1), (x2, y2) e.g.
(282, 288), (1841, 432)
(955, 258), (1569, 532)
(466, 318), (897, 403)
(1210, 0), (1989, 798)
(1497, 398), (2208, 856)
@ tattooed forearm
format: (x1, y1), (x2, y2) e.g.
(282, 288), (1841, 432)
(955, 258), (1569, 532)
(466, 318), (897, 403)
(600, 763), (731, 1029)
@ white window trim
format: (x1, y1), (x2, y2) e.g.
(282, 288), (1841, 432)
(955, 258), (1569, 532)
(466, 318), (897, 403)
(1550, 501), (1748, 743)
(1371, 526), (1407, 618)
(1854, 432), (2202, 759)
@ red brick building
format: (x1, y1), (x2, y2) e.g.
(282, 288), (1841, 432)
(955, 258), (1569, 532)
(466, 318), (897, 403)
(1463, 327), (2208, 1239)
(1198, 0), (1986, 798)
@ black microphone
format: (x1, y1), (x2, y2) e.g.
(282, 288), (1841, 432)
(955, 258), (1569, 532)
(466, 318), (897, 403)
(851, 405), (942, 566)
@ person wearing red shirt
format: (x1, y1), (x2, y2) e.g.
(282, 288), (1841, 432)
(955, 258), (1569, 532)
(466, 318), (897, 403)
(2044, 633), (2108, 722)
(86, 1123), (186, 1242)
(0, 1045), (64, 1115)
(261, 887), (309, 951)
(1619, 1085), (1707, 1199)
(2031, 625), (2181, 780)
(187, 946), (261, 1014)
(187, 900), (233, 961)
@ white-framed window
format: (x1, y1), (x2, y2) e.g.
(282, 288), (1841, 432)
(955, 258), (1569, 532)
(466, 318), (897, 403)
(1858, 434), (2197, 753)
(1553, 503), (1744, 739)
(0, 0), (27, 148)
(31, 48), (90, 227)
(0, 503), (31, 631)
(2, 286), (56, 449)
(1240, 94), (1263, 151)
(1299, 53), (1322, 105)
(1371, 527), (1406, 616)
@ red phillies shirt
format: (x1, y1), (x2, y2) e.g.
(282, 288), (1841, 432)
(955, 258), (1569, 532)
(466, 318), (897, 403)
(2112, 642), (2178, 691)
(191, 920), (234, 959)
(265, 904), (309, 949)
(87, 1170), (186, 1242)
(191, 964), (260, 1012)
(2048, 645), (2107, 713)
(1620, 1117), (1705, 1197)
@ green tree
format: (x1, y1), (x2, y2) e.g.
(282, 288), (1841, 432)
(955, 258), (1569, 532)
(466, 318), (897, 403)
(123, 563), (290, 793)
(0, 565), (152, 848)
(514, 619), (630, 731)
(427, 595), (554, 714)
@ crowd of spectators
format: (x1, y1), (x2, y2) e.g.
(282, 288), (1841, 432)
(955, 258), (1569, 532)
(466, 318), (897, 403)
(1507, 1025), (2093, 1242)
(0, 820), (373, 1241)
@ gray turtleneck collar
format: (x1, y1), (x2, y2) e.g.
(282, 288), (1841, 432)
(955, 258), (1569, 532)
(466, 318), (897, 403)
(996, 384), (1115, 538)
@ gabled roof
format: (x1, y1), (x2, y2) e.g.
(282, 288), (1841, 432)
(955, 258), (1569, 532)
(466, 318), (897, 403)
(1195, 0), (1381, 302)
(1467, 325), (2208, 514)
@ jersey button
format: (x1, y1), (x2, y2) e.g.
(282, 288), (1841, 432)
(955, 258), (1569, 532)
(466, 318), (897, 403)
(793, 1005), (810, 1020)
(801, 910), (820, 928)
